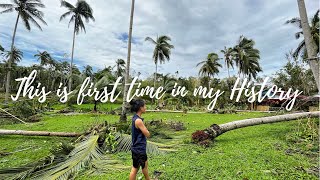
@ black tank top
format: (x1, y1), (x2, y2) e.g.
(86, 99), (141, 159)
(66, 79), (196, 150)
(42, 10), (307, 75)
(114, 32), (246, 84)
(131, 114), (147, 154)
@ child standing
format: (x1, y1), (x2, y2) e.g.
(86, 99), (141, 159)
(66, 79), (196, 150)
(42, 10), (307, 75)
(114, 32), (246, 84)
(129, 99), (151, 180)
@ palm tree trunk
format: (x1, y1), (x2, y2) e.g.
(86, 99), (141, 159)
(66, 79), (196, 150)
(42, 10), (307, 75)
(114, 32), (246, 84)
(154, 63), (158, 88)
(297, 0), (320, 93)
(5, 13), (20, 104)
(68, 22), (77, 92)
(120, 0), (135, 122)
(0, 129), (80, 137)
(152, 63), (158, 105)
(203, 111), (319, 140)
(227, 68), (231, 90)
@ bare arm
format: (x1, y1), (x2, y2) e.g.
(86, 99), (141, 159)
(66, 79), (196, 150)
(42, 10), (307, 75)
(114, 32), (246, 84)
(135, 119), (150, 138)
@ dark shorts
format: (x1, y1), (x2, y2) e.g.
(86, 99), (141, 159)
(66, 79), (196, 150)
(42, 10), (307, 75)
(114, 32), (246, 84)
(132, 151), (148, 169)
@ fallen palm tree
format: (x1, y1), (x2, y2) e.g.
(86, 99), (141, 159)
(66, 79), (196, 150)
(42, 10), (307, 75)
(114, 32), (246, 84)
(0, 129), (81, 137)
(193, 111), (319, 143)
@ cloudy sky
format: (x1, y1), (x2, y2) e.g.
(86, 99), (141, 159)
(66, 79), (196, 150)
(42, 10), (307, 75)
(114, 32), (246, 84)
(0, 0), (318, 79)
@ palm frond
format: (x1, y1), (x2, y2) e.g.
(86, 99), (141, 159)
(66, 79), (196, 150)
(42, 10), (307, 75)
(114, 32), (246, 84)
(145, 37), (157, 44)
(82, 155), (130, 176)
(30, 135), (103, 180)
(0, 8), (14, 14)
(60, 0), (75, 10)
(60, 10), (73, 21)
(0, 3), (14, 8)
(114, 133), (176, 154)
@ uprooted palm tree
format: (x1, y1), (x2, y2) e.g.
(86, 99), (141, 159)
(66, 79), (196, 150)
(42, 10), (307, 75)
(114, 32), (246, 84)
(0, 0), (47, 104)
(60, 0), (95, 92)
(193, 111), (319, 142)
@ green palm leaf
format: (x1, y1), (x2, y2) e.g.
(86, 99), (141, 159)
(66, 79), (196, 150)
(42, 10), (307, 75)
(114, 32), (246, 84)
(30, 135), (103, 180)
(114, 133), (177, 154)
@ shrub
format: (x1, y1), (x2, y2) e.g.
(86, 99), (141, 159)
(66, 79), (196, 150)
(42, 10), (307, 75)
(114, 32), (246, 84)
(169, 121), (186, 131)
(10, 100), (36, 118)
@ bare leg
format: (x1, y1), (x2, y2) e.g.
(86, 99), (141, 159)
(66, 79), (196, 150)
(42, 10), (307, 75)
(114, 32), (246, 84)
(142, 160), (150, 180)
(129, 166), (139, 180)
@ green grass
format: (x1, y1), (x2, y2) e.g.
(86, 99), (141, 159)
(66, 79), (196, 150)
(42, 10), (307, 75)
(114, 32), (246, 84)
(0, 112), (318, 179)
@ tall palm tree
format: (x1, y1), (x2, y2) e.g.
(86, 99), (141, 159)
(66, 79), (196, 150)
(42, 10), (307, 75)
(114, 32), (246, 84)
(197, 53), (222, 88)
(0, 0), (47, 104)
(285, 9), (319, 58)
(60, 0), (95, 92)
(113, 59), (126, 78)
(233, 35), (261, 80)
(221, 46), (234, 78)
(294, 1), (319, 92)
(34, 50), (53, 66)
(145, 35), (174, 88)
(120, 0), (135, 122)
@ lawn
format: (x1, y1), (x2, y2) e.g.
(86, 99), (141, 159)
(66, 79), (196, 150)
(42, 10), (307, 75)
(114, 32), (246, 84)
(0, 112), (318, 179)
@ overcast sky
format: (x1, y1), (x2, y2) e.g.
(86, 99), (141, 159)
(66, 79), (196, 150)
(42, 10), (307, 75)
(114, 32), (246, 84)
(0, 0), (318, 79)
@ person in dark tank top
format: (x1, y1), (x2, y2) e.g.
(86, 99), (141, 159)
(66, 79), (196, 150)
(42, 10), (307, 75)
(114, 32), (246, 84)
(129, 99), (151, 180)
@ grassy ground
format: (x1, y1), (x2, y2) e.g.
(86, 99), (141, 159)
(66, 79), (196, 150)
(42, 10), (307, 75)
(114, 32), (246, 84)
(0, 112), (318, 179)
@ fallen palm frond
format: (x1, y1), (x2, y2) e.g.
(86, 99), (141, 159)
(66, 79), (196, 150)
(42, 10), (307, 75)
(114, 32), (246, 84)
(0, 154), (59, 180)
(81, 155), (131, 176)
(29, 135), (102, 180)
(114, 133), (177, 154)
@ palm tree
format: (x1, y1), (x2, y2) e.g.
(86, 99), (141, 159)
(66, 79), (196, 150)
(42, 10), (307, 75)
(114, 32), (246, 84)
(0, 0), (47, 104)
(60, 0), (95, 92)
(221, 46), (234, 78)
(113, 59), (126, 78)
(197, 111), (319, 140)
(82, 65), (93, 78)
(120, 0), (135, 122)
(233, 35), (262, 80)
(34, 51), (53, 66)
(295, 1), (319, 93)
(145, 35), (174, 88)
(285, 9), (319, 58)
(197, 53), (222, 88)
(4, 47), (23, 65)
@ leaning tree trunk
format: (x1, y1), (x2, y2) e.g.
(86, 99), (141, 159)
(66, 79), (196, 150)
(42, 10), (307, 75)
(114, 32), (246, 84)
(203, 111), (319, 140)
(0, 129), (80, 137)
(5, 13), (20, 104)
(120, 0), (135, 122)
(297, 0), (320, 93)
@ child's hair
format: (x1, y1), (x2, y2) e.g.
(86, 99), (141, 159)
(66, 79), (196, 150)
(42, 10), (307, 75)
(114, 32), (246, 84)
(129, 99), (145, 113)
